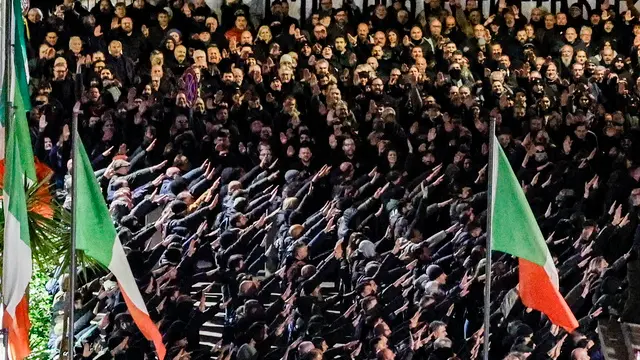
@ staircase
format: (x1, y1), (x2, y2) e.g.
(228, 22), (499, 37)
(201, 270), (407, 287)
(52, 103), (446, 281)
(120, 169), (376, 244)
(191, 280), (342, 350)
(90, 277), (340, 358)
(621, 323), (640, 360)
(192, 282), (225, 349)
(598, 320), (640, 360)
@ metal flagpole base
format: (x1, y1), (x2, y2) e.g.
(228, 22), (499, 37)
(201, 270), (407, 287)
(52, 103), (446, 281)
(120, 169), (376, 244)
(0, 328), (8, 360)
(0, 294), (7, 360)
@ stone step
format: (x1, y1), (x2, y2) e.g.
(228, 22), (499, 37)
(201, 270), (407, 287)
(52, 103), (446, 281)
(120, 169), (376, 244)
(91, 281), (342, 352)
(202, 321), (225, 331)
(199, 329), (223, 340)
(621, 322), (640, 359)
(598, 319), (631, 360)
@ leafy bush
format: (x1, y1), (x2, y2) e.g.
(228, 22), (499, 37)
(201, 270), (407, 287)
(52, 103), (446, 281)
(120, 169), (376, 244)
(1, 172), (101, 359)
(28, 265), (55, 359)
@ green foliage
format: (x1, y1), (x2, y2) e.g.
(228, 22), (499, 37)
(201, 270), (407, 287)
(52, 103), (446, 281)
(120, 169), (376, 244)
(0, 179), (102, 278)
(27, 265), (55, 359)
(0, 179), (103, 358)
(0, 178), (66, 274)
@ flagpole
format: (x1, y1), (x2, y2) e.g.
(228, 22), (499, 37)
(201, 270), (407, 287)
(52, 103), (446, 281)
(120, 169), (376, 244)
(68, 112), (79, 359)
(483, 118), (496, 360)
(0, 0), (5, 107)
(1, 0), (12, 354)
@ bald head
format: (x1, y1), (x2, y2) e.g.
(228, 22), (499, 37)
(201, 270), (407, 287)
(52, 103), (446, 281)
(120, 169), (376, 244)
(298, 341), (315, 355)
(377, 348), (395, 360)
(239, 280), (257, 296)
(571, 348), (590, 360)
(301, 264), (316, 278)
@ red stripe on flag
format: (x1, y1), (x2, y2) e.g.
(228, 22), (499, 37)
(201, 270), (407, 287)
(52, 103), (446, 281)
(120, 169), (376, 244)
(519, 258), (579, 332)
(119, 285), (166, 360)
(3, 296), (31, 359)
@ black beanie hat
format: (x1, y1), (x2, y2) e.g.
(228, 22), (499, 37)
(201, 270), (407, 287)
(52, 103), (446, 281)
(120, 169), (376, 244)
(164, 247), (182, 265)
(426, 264), (444, 281)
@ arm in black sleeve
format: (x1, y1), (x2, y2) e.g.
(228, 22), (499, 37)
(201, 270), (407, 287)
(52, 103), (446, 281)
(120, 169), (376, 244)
(403, 197), (426, 239)
(384, 266), (409, 284)
(130, 198), (158, 220)
(247, 200), (272, 221)
(189, 177), (212, 198)
(194, 302), (221, 326)
(576, 313), (598, 333)
(246, 193), (270, 213)
(91, 153), (107, 168)
(127, 148), (148, 172)
(264, 298), (285, 323)
(306, 230), (328, 257)
(182, 166), (205, 184)
(143, 243), (168, 271)
(257, 275), (280, 300)
(353, 172), (373, 188)
(246, 228), (268, 250)
(191, 268), (231, 284)
(594, 224), (616, 256)
(357, 213), (378, 231)
(302, 210), (324, 229)
(172, 206), (210, 229)
(123, 166), (155, 188)
(239, 165), (264, 185)
(354, 197), (379, 218)
(128, 224), (158, 250)
(225, 227), (260, 257)
(99, 176), (110, 202)
(322, 346), (354, 359)
(294, 181), (312, 199)
(247, 254), (267, 274)
(354, 179), (376, 202)
(295, 192), (310, 213)
(302, 257), (339, 291)
(246, 176), (271, 197)
(372, 254), (397, 284)
(609, 252), (631, 272)
(302, 216), (328, 240)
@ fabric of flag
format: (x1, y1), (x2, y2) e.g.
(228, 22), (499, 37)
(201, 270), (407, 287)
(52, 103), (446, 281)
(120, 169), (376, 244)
(2, 112), (32, 360)
(0, 0), (34, 177)
(2, 1), (37, 358)
(74, 135), (166, 360)
(490, 137), (579, 332)
(0, 4), (5, 160)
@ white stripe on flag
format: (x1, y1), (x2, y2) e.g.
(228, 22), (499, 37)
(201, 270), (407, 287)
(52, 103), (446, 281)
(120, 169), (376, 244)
(543, 255), (560, 289)
(107, 237), (150, 314)
(1, 192), (32, 317)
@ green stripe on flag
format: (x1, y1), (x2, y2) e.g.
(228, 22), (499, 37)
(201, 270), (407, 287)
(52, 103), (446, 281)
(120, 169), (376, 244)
(74, 134), (116, 267)
(0, 1), (36, 179)
(13, 9), (30, 112)
(13, 0), (35, 182)
(4, 115), (29, 243)
(491, 142), (548, 267)
(14, 86), (35, 183)
(0, 64), (6, 128)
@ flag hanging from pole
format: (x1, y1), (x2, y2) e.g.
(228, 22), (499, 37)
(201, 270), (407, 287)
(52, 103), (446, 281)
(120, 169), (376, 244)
(0, 0), (33, 171)
(490, 137), (579, 332)
(2, 112), (33, 360)
(74, 135), (166, 360)
(2, 0), (37, 358)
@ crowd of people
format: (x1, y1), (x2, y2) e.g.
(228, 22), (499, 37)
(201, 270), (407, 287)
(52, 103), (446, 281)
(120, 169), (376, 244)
(24, 0), (640, 358)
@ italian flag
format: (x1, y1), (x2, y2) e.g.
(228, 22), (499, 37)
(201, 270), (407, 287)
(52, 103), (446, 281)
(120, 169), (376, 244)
(74, 137), (166, 360)
(2, 0), (38, 358)
(490, 138), (579, 332)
